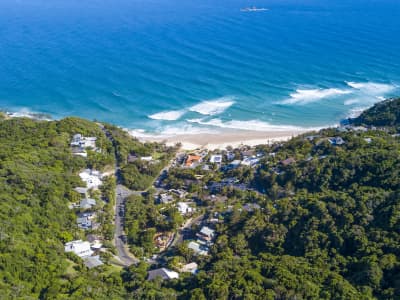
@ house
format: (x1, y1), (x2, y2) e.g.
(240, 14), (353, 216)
(77, 216), (92, 230)
(241, 157), (259, 167)
(159, 193), (174, 204)
(188, 241), (209, 256)
(328, 137), (345, 146)
(281, 157), (296, 166)
(305, 135), (320, 141)
(227, 160), (241, 169)
(86, 234), (100, 243)
(185, 154), (202, 168)
(71, 134), (83, 147)
(177, 202), (194, 215)
(364, 138), (372, 144)
(169, 189), (187, 199)
(197, 226), (215, 242)
(140, 156), (153, 161)
(242, 150), (255, 158)
(77, 212), (96, 230)
(71, 147), (88, 157)
(202, 164), (211, 171)
(64, 240), (93, 258)
(352, 126), (368, 132)
(209, 154), (223, 164)
(79, 169), (103, 189)
(180, 262), (198, 274)
(79, 198), (96, 210)
(147, 268), (179, 281)
(243, 203), (261, 212)
(127, 153), (138, 163)
(226, 151), (235, 161)
(74, 187), (88, 197)
(71, 134), (97, 149)
(83, 255), (103, 269)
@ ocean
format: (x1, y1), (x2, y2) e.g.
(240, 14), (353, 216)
(1, 0), (400, 136)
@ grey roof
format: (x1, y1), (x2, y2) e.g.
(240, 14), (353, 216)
(74, 187), (88, 194)
(329, 137), (345, 145)
(199, 226), (215, 237)
(83, 255), (103, 269)
(147, 268), (178, 281)
(80, 198), (96, 208)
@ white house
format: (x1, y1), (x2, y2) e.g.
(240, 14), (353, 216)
(71, 134), (97, 149)
(65, 240), (93, 258)
(180, 262), (198, 274)
(79, 169), (103, 189)
(241, 157), (260, 167)
(210, 154), (223, 164)
(140, 156), (153, 161)
(188, 241), (209, 256)
(177, 202), (193, 215)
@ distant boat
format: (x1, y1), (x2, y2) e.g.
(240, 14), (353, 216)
(240, 6), (269, 12)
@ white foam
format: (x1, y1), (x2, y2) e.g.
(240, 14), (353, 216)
(149, 109), (186, 121)
(187, 118), (318, 132)
(347, 107), (368, 119)
(128, 124), (218, 139)
(189, 97), (235, 115)
(281, 88), (351, 105)
(160, 124), (218, 136)
(346, 81), (396, 94)
(344, 98), (360, 105)
(6, 108), (52, 121)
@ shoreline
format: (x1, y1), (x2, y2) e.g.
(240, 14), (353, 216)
(136, 128), (312, 150)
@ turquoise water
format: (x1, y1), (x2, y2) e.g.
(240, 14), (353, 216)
(0, 0), (400, 135)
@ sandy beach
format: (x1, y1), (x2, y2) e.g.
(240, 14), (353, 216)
(136, 128), (310, 150)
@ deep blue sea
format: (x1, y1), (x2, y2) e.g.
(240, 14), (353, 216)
(1, 0), (400, 136)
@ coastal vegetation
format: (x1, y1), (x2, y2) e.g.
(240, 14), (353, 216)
(1, 98), (400, 299)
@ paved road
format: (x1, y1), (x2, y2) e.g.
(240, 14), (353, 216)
(171, 214), (204, 247)
(114, 185), (139, 266)
(99, 124), (139, 267)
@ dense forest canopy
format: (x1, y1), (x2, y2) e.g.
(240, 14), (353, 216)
(351, 97), (400, 127)
(1, 98), (400, 299)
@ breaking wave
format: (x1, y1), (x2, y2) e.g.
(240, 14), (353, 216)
(345, 81), (396, 94)
(149, 109), (186, 121)
(189, 96), (235, 115)
(187, 118), (318, 132)
(281, 88), (351, 105)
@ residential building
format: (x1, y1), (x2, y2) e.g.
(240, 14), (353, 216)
(147, 268), (179, 281)
(140, 156), (153, 161)
(64, 240), (93, 258)
(328, 137), (345, 145)
(79, 169), (103, 189)
(180, 262), (198, 274)
(209, 154), (223, 164)
(159, 193), (174, 204)
(177, 202), (193, 215)
(188, 241), (209, 256)
(197, 226), (215, 242)
(79, 198), (96, 210)
(83, 255), (103, 269)
(185, 154), (202, 168)
(226, 151), (235, 161)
